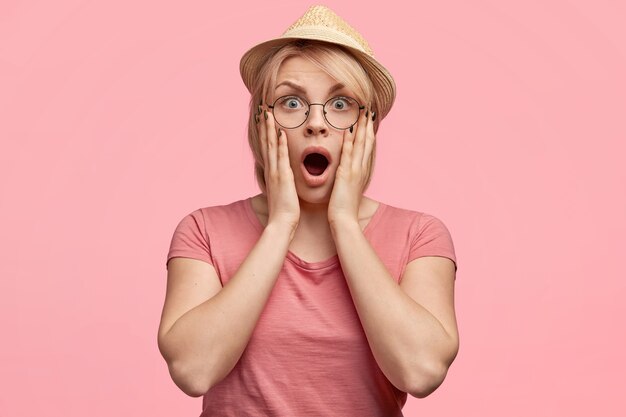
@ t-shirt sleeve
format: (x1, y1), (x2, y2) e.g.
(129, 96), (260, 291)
(408, 213), (458, 272)
(166, 209), (213, 269)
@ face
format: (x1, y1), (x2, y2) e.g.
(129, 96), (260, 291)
(272, 55), (359, 205)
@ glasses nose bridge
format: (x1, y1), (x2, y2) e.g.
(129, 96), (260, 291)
(305, 102), (328, 125)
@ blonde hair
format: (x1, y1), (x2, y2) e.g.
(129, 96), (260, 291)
(246, 40), (383, 194)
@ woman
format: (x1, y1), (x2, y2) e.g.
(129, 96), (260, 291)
(158, 5), (458, 416)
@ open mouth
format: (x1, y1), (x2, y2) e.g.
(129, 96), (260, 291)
(303, 153), (329, 176)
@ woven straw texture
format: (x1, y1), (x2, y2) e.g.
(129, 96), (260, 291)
(282, 5), (373, 56)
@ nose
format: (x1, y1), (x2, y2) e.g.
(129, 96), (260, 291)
(304, 103), (328, 136)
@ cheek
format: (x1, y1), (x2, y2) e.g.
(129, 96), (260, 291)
(286, 146), (297, 164)
(286, 148), (302, 175)
(331, 148), (343, 166)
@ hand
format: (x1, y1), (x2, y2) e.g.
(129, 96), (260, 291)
(328, 107), (375, 227)
(257, 104), (300, 232)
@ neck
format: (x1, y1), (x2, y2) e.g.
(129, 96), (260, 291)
(297, 197), (331, 229)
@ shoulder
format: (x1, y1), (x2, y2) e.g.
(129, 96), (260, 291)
(194, 197), (250, 218)
(376, 200), (425, 225)
(380, 201), (448, 224)
(376, 201), (454, 246)
(174, 197), (252, 232)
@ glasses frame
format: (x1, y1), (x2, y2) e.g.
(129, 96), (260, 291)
(268, 95), (365, 130)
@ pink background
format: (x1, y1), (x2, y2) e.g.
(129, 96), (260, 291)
(1, 1), (624, 416)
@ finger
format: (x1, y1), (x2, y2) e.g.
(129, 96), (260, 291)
(341, 126), (354, 169)
(362, 106), (376, 172)
(256, 104), (269, 174)
(265, 108), (278, 178)
(276, 128), (292, 178)
(351, 108), (368, 171)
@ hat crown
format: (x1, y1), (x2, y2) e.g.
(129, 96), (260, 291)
(239, 5), (396, 121)
(282, 5), (373, 56)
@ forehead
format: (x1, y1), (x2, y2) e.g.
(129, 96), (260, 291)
(276, 55), (339, 87)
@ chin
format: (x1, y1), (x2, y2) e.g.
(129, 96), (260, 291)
(296, 189), (330, 204)
(295, 180), (334, 205)
(297, 195), (329, 206)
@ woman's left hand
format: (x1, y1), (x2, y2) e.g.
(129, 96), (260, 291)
(328, 107), (375, 227)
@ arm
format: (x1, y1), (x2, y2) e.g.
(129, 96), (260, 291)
(157, 222), (295, 397)
(159, 101), (301, 396)
(330, 220), (459, 398)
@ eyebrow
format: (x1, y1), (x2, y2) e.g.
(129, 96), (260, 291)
(275, 80), (346, 95)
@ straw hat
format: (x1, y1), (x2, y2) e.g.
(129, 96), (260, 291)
(239, 5), (396, 121)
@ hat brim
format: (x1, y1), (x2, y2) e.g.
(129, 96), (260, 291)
(240, 37), (396, 121)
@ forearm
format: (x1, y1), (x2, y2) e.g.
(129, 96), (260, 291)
(164, 223), (294, 395)
(330, 220), (455, 396)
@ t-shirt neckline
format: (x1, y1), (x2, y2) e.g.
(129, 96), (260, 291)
(243, 196), (386, 270)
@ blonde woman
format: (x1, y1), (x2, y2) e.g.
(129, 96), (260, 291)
(158, 5), (458, 416)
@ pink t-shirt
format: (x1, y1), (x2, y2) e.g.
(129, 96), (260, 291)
(166, 196), (457, 417)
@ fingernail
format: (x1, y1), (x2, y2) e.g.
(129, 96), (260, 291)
(264, 110), (268, 121)
(372, 111), (376, 122)
(255, 114), (259, 124)
(257, 105), (262, 115)
(349, 125), (353, 133)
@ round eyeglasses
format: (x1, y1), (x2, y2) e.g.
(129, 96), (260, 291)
(268, 95), (365, 130)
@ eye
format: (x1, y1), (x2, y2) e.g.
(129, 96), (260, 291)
(329, 97), (353, 111)
(278, 96), (305, 110)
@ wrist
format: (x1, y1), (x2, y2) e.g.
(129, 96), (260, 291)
(265, 221), (298, 242)
(329, 217), (360, 235)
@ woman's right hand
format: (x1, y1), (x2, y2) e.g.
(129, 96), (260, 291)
(257, 103), (300, 235)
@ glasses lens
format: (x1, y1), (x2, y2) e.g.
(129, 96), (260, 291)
(272, 96), (308, 129)
(324, 97), (360, 129)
